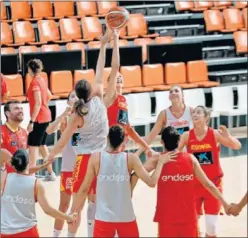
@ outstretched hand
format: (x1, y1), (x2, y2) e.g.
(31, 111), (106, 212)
(218, 125), (230, 138)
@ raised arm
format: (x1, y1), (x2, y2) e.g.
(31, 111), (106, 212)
(103, 29), (120, 108)
(214, 125), (241, 150)
(93, 30), (111, 99)
(178, 131), (189, 151)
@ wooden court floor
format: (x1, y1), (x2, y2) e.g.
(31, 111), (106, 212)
(36, 155), (247, 237)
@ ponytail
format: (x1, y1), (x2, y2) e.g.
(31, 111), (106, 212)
(74, 99), (88, 117)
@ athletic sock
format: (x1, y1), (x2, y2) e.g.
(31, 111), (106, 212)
(67, 231), (76, 237)
(87, 201), (96, 237)
(53, 229), (62, 237)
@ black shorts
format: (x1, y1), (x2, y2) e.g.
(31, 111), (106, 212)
(28, 122), (49, 146)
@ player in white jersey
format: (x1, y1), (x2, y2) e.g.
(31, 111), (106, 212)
(47, 29), (116, 237)
(136, 85), (193, 156)
(46, 91), (78, 237)
(70, 125), (177, 237)
(1, 149), (77, 238)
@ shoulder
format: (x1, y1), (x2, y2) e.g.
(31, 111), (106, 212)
(20, 127), (28, 136)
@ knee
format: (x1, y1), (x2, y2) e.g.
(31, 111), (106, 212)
(205, 215), (218, 237)
(59, 200), (70, 213)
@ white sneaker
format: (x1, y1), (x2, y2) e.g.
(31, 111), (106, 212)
(44, 172), (56, 181)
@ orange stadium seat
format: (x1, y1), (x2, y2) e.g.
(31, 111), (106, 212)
(187, 60), (220, 87)
(243, 8), (247, 29)
(223, 9), (245, 31)
(1, 22), (23, 46)
(81, 17), (102, 41)
(233, 31), (248, 54)
(193, 1), (213, 11)
(50, 71), (73, 98)
(41, 44), (61, 52)
(53, 1), (74, 18)
(32, 1), (54, 20)
(142, 64), (170, 91)
(18, 46), (39, 67)
(4, 74), (26, 102)
(203, 10), (225, 32)
(74, 69), (95, 86)
(212, 1), (232, 10)
(1, 2), (12, 22)
(155, 36), (173, 44)
(133, 38), (153, 63)
(120, 65), (153, 93)
(109, 39), (129, 47)
(38, 20), (69, 43)
(13, 21), (45, 45)
(1, 47), (15, 55)
(88, 41), (101, 49)
(165, 63), (197, 89)
(234, 1), (247, 9)
(175, 1), (194, 11)
(96, 1), (118, 16)
(60, 18), (87, 42)
(66, 42), (86, 66)
(75, 1), (97, 17)
(25, 72), (48, 93)
(123, 14), (159, 39)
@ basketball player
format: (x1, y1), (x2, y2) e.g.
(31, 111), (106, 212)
(47, 29), (114, 237)
(136, 85), (193, 156)
(70, 125), (177, 237)
(0, 149), (12, 192)
(131, 126), (232, 238)
(1, 149), (77, 238)
(46, 91), (78, 237)
(230, 191), (248, 216)
(178, 105), (241, 237)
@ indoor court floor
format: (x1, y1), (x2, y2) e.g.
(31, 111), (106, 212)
(36, 155), (247, 237)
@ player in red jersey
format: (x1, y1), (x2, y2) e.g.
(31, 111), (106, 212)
(178, 105), (241, 237)
(131, 126), (232, 237)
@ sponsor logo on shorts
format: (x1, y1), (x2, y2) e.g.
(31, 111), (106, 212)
(65, 177), (73, 189)
(162, 173), (194, 182)
(98, 174), (129, 182)
(2, 195), (34, 205)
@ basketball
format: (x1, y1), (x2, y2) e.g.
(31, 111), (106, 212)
(106, 7), (129, 29)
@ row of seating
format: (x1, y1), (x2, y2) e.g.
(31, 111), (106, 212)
(1, 1), (118, 22)
(3, 60), (219, 103)
(204, 8), (247, 33)
(175, 0), (247, 12)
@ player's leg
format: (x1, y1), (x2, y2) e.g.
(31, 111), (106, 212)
(87, 193), (96, 237)
(93, 220), (116, 237)
(116, 220), (139, 238)
(157, 222), (179, 238)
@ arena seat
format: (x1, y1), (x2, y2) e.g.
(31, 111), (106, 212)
(1, 2), (12, 22)
(154, 91), (171, 117)
(165, 63), (197, 89)
(243, 8), (247, 29)
(203, 10), (225, 32)
(88, 41), (101, 49)
(223, 9), (245, 31)
(32, 1), (54, 20)
(66, 42), (86, 66)
(50, 71), (73, 98)
(109, 39), (129, 47)
(38, 20), (70, 44)
(74, 69), (95, 86)
(53, 1), (74, 18)
(120, 65), (153, 93)
(4, 74), (26, 102)
(187, 60), (220, 87)
(233, 1), (247, 9)
(41, 44), (61, 52)
(1, 22), (23, 46)
(81, 17), (102, 41)
(133, 38), (153, 62)
(212, 1), (232, 10)
(142, 64), (170, 91)
(13, 21), (45, 45)
(175, 1), (194, 12)
(96, 1), (118, 17)
(75, 1), (97, 17)
(18, 46), (39, 67)
(192, 1), (213, 12)
(155, 36), (173, 44)
(1, 47), (15, 55)
(233, 31), (248, 54)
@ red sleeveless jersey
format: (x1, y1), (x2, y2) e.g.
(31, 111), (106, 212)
(187, 128), (223, 184)
(154, 152), (197, 224)
(107, 95), (129, 127)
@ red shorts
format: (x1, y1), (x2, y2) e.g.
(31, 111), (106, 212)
(72, 154), (97, 194)
(6, 164), (15, 174)
(195, 177), (223, 215)
(94, 219), (139, 238)
(60, 171), (73, 195)
(158, 222), (198, 238)
(1, 225), (39, 237)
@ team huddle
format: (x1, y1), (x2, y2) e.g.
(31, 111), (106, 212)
(1, 28), (247, 238)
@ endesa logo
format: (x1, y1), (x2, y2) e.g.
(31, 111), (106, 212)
(2, 195), (34, 205)
(99, 174), (129, 182)
(162, 173), (194, 182)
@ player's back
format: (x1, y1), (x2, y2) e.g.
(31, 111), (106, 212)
(154, 152), (197, 224)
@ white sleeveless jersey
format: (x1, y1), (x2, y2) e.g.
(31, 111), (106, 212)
(1, 173), (37, 234)
(74, 97), (109, 155)
(95, 151), (135, 222)
(61, 117), (77, 172)
(165, 106), (193, 135)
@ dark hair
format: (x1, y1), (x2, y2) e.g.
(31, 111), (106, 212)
(27, 59), (43, 74)
(4, 100), (21, 120)
(194, 105), (211, 124)
(161, 126), (180, 151)
(108, 125), (125, 149)
(74, 80), (91, 117)
(11, 149), (29, 172)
